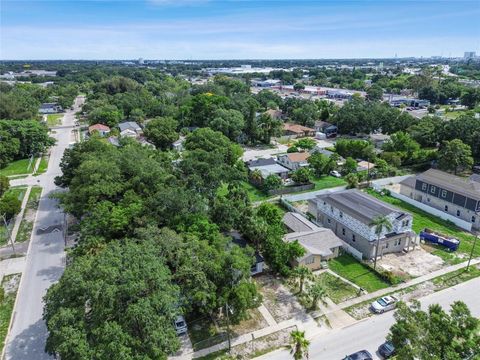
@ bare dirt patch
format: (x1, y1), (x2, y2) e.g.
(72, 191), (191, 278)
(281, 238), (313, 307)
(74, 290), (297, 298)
(255, 274), (305, 323)
(290, 200), (309, 213)
(232, 325), (295, 358)
(377, 247), (445, 277)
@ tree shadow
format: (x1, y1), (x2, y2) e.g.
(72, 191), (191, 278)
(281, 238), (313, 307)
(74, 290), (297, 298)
(4, 319), (53, 360)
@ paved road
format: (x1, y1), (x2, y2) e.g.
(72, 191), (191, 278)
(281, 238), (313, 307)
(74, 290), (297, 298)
(258, 277), (480, 360)
(3, 96), (84, 360)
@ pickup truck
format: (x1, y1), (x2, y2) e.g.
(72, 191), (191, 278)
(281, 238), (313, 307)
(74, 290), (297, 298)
(371, 295), (398, 313)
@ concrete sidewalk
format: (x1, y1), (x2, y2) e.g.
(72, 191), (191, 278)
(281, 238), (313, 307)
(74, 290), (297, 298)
(9, 186), (31, 245)
(0, 257), (26, 282)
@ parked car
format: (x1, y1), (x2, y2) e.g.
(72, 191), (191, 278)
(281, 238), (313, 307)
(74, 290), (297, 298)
(371, 295), (398, 313)
(174, 315), (188, 335)
(378, 341), (395, 358)
(343, 350), (373, 360)
(330, 170), (342, 178)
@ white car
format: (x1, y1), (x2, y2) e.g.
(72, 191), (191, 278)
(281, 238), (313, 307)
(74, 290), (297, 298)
(174, 316), (188, 335)
(371, 296), (398, 313)
(330, 170), (342, 178)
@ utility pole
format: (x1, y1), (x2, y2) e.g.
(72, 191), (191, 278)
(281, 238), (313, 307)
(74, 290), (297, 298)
(225, 302), (232, 353)
(373, 236), (380, 270)
(1, 213), (16, 254)
(467, 213), (479, 271)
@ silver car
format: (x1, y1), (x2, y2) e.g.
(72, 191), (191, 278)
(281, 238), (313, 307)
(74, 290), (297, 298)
(174, 316), (188, 335)
(371, 296), (398, 313)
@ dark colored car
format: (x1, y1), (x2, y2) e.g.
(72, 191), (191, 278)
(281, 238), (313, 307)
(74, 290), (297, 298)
(378, 341), (395, 358)
(343, 350), (373, 360)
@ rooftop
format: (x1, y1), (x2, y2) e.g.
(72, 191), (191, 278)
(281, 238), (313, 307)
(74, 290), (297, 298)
(118, 121), (141, 132)
(284, 228), (343, 259)
(283, 123), (315, 134)
(88, 124), (110, 132)
(317, 189), (408, 225)
(247, 157), (277, 168)
(283, 212), (319, 233)
(417, 169), (480, 200)
(283, 152), (310, 162)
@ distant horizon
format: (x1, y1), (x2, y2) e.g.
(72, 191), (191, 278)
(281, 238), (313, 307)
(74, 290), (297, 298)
(1, 0), (479, 60)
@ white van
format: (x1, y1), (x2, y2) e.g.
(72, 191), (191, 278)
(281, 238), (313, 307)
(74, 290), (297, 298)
(174, 316), (188, 335)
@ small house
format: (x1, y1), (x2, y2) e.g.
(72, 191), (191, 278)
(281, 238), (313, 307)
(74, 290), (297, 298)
(88, 124), (111, 137)
(277, 152), (310, 171)
(314, 121), (337, 138)
(283, 123), (315, 138)
(118, 121), (142, 138)
(230, 231), (264, 276)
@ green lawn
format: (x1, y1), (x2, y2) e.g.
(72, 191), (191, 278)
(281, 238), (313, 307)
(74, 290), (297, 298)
(47, 113), (63, 126)
(0, 274), (20, 354)
(34, 156), (49, 175)
(0, 158), (35, 177)
(310, 176), (346, 190)
(366, 189), (480, 262)
(16, 186), (42, 243)
(329, 254), (390, 292)
(317, 271), (359, 303)
(242, 181), (271, 202)
(187, 316), (226, 351)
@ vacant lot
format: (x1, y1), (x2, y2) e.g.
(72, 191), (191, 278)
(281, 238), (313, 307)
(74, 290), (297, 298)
(16, 186), (42, 243)
(47, 113), (63, 126)
(377, 247), (445, 277)
(316, 271), (359, 304)
(366, 189), (480, 263)
(329, 254), (390, 292)
(310, 176), (346, 191)
(0, 187), (28, 245)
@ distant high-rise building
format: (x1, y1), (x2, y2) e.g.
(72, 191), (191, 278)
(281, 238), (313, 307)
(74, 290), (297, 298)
(464, 52), (476, 59)
(138, 58), (144, 65)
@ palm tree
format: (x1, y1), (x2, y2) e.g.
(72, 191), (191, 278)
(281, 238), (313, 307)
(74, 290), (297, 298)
(288, 330), (310, 360)
(249, 169), (263, 184)
(291, 266), (313, 294)
(372, 215), (393, 270)
(307, 279), (327, 310)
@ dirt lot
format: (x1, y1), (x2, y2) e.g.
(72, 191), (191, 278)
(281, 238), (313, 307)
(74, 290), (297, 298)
(290, 200), (309, 213)
(232, 325), (295, 358)
(255, 274), (305, 323)
(377, 247), (445, 277)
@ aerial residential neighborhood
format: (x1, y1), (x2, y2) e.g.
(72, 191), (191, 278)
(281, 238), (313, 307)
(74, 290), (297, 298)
(0, 1), (479, 360)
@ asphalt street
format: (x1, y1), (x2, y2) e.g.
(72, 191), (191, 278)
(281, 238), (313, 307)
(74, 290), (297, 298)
(258, 276), (480, 360)
(4, 96), (84, 360)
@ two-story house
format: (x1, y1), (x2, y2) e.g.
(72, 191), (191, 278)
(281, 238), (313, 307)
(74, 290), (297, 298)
(399, 169), (480, 230)
(277, 152), (310, 171)
(308, 189), (415, 260)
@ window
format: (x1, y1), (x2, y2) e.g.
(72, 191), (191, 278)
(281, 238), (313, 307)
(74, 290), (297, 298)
(340, 211), (343, 218)
(385, 242), (389, 249)
(352, 234), (356, 242)
(342, 228), (346, 236)
(422, 183), (427, 191)
(472, 216), (476, 223)
(323, 201), (326, 205)
(327, 218), (331, 224)
(457, 210), (461, 217)
(427, 198), (430, 202)
(394, 239), (401, 246)
(445, 205), (448, 212)
(330, 206), (334, 213)
(441, 190), (447, 198)
(305, 257), (315, 265)
(430, 185), (436, 194)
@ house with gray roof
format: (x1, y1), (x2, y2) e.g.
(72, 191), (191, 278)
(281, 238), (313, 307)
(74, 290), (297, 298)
(246, 157), (290, 179)
(400, 168), (480, 230)
(309, 189), (415, 260)
(118, 121), (142, 138)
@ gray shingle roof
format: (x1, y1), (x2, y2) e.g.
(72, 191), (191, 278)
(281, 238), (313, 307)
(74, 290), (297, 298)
(118, 121), (141, 132)
(283, 212), (319, 233)
(417, 169), (480, 200)
(317, 189), (407, 225)
(284, 228), (343, 260)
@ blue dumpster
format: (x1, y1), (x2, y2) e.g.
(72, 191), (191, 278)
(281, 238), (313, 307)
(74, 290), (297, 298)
(419, 228), (460, 251)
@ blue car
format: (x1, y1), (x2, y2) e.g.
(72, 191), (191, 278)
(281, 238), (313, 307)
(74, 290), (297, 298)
(378, 341), (395, 358)
(343, 350), (373, 360)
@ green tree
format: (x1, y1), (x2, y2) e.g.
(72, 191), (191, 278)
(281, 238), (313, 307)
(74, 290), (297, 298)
(249, 169), (263, 185)
(291, 266), (313, 294)
(389, 300), (480, 360)
(291, 168), (311, 184)
(308, 152), (335, 177)
(372, 215), (393, 270)
(263, 174), (282, 192)
(208, 108), (245, 141)
(293, 83), (306, 91)
(344, 173), (358, 189)
(295, 138), (316, 151)
(0, 131), (20, 168)
(438, 139), (474, 175)
(88, 104), (124, 127)
(256, 112), (283, 144)
(0, 192), (21, 220)
(382, 132), (420, 159)
(0, 175), (9, 197)
(43, 239), (182, 360)
(342, 157), (357, 176)
(307, 279), (327, 309)
(460, 87), (480, 109)
(144, 117), (179, 150)
(288, 330), (310, 360)
(366, 84), (384, 101)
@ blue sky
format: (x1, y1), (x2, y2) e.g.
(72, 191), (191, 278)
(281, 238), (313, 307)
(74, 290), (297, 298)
(1, 0), (479, 60)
